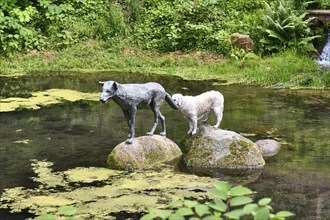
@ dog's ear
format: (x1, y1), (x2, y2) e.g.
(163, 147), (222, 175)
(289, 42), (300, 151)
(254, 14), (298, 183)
(99, 81), (105, 86)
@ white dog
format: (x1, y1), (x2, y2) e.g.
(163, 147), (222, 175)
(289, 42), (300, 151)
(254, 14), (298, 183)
(172, 91), (224, 135)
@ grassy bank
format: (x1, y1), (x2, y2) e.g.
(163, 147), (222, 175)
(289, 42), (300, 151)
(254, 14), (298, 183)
(0, 40), (329, 88)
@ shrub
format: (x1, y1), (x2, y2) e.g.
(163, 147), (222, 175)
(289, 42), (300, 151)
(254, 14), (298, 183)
(0, 0), (129, 55)
(135, 0), (265, 55)
(259, 0), (318, 54)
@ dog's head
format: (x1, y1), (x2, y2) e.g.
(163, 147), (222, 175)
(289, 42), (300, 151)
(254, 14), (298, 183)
(171, 93), (183, 108)
(99, 81), (119, 103)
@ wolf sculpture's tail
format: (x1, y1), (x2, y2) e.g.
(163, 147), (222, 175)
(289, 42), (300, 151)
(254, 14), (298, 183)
(165, 93), (179, 110)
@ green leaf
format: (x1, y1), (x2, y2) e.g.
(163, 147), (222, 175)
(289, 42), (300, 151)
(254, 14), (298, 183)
(208, 199), (227, 212)
(258, 198), (272, 206)
(230, 186), (253, 197)
(140, 213), (156, 220)
(169, 213), (185, 220)
(243, 203), (258, 214)
(58, 205), (77, 216)
(167, 199), (184, 208)
(253, 207), (270, 220)
(156, 210), (172, 219)
(34, 214), (57, 220)
(275, 211), (295, 218)
(189, 217), (201, 220)
(176, 207), (194, 216)
(208, 188), (228, 200)
(195, 204), (209, 217)
(213, 182), (229, 192)
(224, 209), (244, 220)
(230, 196), (253, 207)
(202, 216), (223, 220)
(65, 217), (82, 220)
(184, 199), (199, 208)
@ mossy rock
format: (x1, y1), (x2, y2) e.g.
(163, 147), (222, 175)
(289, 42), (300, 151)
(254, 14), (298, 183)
(108, 135), (182, 170)
(183, 124), (265, 173)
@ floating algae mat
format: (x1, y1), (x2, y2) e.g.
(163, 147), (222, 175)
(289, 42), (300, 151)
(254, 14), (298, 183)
(0, 89), (99, 112)
(0, 160), (215, 219)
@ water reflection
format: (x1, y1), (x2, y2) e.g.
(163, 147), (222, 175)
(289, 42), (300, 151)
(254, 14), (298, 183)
(0, 72), (329, 219)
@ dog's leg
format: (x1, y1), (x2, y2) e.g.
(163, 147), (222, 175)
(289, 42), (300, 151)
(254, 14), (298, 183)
(213, 106), (223, 128)
(187, 119), (193, 135)
(126, 107), (137, 144)
(201, 111), (211, 123)
(191, 116), (198, 135)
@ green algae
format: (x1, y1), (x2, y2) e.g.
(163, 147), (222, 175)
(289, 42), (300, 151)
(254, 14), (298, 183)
(0, 89), (99, 112)
(64, 167), (123, 183)
(0, 160), (215, 219)
(31, 160), (68, 189)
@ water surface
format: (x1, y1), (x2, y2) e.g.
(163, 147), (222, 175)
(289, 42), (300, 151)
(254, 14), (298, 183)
(0, 72), (329, 219)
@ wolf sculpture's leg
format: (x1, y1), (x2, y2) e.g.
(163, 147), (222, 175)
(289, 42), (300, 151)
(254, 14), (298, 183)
(126, 107), (137, 144)
(158, 111), (166, 136)
(122, 110), (132, 138)
(147, 107), (159, 136)
(147, 107), (166, 136)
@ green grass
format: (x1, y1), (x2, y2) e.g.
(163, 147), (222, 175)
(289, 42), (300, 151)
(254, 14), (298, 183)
(0, 40), (328, 88)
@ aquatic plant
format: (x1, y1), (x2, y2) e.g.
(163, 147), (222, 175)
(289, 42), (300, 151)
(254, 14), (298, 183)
(141, 181), (294, 220)
(35, 205), (81, 220)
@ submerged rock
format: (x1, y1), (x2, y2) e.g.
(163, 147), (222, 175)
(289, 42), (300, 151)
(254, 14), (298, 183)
(108, 135), (182, 170)
(183, 124), (265, 173)
(255, 139), (281, 157)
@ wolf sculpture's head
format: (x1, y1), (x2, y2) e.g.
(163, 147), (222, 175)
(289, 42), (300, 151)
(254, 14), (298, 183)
(99, 81), (119, 103)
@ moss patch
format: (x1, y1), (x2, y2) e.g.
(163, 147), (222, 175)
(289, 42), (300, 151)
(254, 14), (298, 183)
(0, 89), (99, 112)
(0, 160), (215, 219)
(183, 126), (265, 170)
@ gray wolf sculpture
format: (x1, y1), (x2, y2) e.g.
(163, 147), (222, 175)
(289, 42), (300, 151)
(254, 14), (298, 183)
(100, 81), (178, 144)
(172, 91), (224, 135)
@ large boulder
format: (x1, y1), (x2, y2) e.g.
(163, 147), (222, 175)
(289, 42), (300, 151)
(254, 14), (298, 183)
(108, 135), (182, 170)
(230, 32), (254, 52)
(255, 139), (281, 157)
(183, 124), (265, 173)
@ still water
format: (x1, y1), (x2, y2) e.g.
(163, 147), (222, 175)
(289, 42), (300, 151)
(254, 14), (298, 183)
(0, 72), (329, 219)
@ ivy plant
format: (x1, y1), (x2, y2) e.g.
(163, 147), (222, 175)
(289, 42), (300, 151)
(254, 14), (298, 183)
(141, 181), (294, 220)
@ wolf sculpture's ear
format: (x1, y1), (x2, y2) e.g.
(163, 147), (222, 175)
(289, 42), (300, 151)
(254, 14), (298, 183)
(113, 81), (119, 91)
(99, 81), (105, 86)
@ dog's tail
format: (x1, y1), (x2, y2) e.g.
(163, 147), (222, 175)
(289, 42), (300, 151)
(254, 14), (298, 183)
(165, 93), (179, 110)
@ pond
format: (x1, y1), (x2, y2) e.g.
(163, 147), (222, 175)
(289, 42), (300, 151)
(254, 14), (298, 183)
(0, 72), (329, 219)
